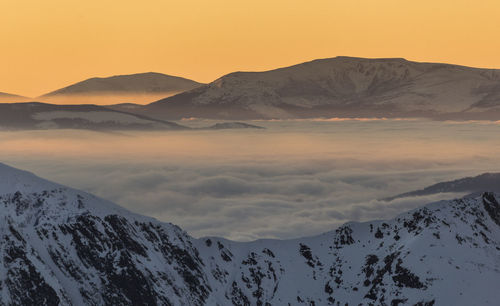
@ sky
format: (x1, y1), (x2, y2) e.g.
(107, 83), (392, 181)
(1, 0), (500, 97)
(2, 119), (499, 240)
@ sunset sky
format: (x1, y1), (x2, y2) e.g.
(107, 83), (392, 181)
(2, 0), (500, 97)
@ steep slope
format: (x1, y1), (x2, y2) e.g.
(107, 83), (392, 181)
(0, 102), (186, 130)
(1, 163), (499, 305)
(385, 172), (500, 201)
(0, 163), (209, 305)
(142, 57), (500, 120)
(39, 72), (203, 105)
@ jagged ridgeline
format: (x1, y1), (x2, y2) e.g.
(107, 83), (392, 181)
(0, 163), (499, 305)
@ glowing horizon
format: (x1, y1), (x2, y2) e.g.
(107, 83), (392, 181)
(2, 0), (500, 97)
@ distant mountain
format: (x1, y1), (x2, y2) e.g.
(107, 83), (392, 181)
(0, 102), (186, 130)
(206, 122), (265, 129)
(134, 57), (500, 120)
(385, 172), (500, 201)
(39, 72), (203, 105)
(0, 92), (31, 102)
(1, 162), (499, 305)
(0, 102), (265, 131)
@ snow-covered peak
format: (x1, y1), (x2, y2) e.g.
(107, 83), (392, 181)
(0, 162), (60, 195)
(0, 162), (140, 224)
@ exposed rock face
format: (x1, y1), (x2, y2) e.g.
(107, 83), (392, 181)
(1, 163), (499, 305)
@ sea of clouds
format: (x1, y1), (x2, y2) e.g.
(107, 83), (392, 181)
(2, 119), (500, 240)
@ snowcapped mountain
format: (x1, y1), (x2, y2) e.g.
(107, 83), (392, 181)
(39, 72), (203, 105)
(1, 162), (499, 305)
(139, 57), (500, 120)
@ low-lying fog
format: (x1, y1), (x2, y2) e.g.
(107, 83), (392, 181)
(2, 118), (500, 240)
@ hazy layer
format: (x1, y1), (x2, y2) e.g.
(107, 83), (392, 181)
(1, 119), (499, 240)
(38, 92), (180, 105)
(0, 95), (31, 103)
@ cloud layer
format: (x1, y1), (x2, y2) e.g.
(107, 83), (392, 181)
(2, 119), (500, 240)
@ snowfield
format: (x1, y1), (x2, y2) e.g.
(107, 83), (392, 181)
(0, 162), (499, 305)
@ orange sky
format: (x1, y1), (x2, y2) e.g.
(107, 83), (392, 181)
(1, 0), (500, 97)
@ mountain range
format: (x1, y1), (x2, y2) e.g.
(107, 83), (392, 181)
(0, 103), (263, 131)
(1, 163), (499, 305)
(0, 103), (186, 131)
(4, 57), (500, 120)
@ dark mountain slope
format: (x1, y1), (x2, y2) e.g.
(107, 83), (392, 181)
(39, 72), (203, 105)
(385, 172), (500, 201)
(41, 72), (202, 97)
(0, 102), (186, 130)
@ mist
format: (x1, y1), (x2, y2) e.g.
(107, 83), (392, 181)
(2, 118), (500, 240)
(38, 92), (181, 105)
